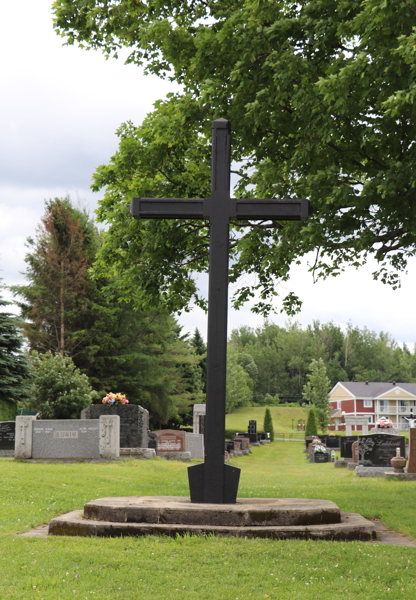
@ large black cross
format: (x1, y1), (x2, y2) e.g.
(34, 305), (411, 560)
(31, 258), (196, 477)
(130, 119), (310, 504)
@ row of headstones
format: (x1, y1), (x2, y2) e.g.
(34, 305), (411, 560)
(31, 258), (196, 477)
(0, 416), (205, 461)
(305, 432), (411, 468)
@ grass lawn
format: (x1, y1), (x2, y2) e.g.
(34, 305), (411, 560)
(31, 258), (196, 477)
(1, 433), (416, 599)
(226, 405), (307, 439)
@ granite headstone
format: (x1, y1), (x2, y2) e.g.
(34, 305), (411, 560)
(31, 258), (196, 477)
(358, 433), (405, 466)
(0, 421), (15, 450)
(81, 404), (149, 449)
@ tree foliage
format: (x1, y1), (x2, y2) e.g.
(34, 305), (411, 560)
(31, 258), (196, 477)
(229, 320), (416, 404)
(27, 351), (95, 419)
(53, 0), (416, 315)
(12, 197), (99, 358)
(12, 197), (203, 427)
(0, 280), (30, 413)
(305, 407), (318, 438)
(303, 358), (331, 433)
(226, 345), (253, 413)
(263, 408), (274, 442)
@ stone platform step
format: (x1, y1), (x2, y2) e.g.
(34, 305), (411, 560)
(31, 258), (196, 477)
(47, 496), (377, 541)
(82, 496), (340, 527)
(48, 510), (375, 541)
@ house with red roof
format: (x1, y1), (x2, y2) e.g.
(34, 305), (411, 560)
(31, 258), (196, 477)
(328, 381), (416, 432)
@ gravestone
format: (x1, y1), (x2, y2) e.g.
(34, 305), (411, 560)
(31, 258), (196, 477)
(233, 436), (249, 455)
(248, 420), (257, 434)
(407, 428), (416, 473)
(351, 441), (359, 464)
(340, 436), (356, 459)
(357, 433), (405, 466)
(81, 404), (149, 449)
(192, 404), (206, 435)
(186, 433), (204, 460)
(15, 416), (119, 459)
(0, 421), (15, 450)
(319, 435), (341, 449)
(233, 440), (243, 455)
(156, 430), (187, 452)
(130, 119), (309, 503)
(313, 452), (329, 464)
(148, 431), (157, 450)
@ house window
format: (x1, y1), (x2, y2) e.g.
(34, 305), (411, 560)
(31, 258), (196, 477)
(399, 400), (409, 413)
(379, 400), (388, 413)
(364, 400), (372, 408)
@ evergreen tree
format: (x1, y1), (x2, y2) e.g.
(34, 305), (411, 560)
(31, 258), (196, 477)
(190, 328), (207, 393)
(305, 407), (318, 437)
(0, 281), (30, 418)
(12, 197), (99, 358)
(12, 197), (199, 426)
(303, 359), (331, 433)
(263, 408), (274, 442)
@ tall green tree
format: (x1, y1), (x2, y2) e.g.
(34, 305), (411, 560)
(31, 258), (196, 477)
(305, 407), (318, 438)
(190, 328), (207, 394)
(303, 359), (331, 434)
(0, 281), (30, 418)
(53, 0), (416, 316)
(226, 345), (253, 413)
(13, 197), (99, 358)
(12, 197), (200, 426)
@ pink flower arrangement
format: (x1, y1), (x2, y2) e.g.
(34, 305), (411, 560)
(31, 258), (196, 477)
(101, 392), (129, 405)
(375, 417), (393, 428)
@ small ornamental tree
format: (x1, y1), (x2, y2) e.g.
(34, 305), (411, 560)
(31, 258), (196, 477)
(305, 407), (318, 437)
(27, 351), (96, 419)
(263, 407), (274, 442)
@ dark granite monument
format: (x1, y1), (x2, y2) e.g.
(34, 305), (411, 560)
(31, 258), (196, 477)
(81, 404), (149, 449)
(0, 421), (15, 450)
(340, 436), (356, 459)
(358, 433), (405, 466)
(130, 119), (309, 502)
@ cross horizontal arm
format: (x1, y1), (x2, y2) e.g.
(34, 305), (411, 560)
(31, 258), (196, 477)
(129, 198), (205, 219)
(235, 199), (310, 220)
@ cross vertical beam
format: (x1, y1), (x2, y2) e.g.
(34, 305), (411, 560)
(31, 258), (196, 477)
(197, 119), (239, 503)
(128, 118), (310, 504)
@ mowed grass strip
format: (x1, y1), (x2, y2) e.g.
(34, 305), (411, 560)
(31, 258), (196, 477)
(1, 433), (416, 599)
(226, 405), (307, 438)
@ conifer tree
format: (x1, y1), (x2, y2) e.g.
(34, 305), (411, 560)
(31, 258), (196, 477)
(0, 281), (30, 418)
(263, 407), (274, 442)
(305, 407), (318, 437)
(190, 328), (207, 393)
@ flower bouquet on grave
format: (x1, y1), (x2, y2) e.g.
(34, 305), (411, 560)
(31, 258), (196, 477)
(101, 392), (129, 405)
(374, 417), (393, 429)
(313, 444), (328, 454)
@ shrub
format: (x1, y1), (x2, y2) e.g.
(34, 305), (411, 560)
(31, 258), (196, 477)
(305, 407), (318, 437)
(27, 351), (96, 419)
(263, 408), (274, 441)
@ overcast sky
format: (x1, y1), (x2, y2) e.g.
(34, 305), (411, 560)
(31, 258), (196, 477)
(1, 0), (415, 347)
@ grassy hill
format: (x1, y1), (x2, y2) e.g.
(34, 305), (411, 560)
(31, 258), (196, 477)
(226, 405), (307, 438)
